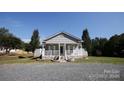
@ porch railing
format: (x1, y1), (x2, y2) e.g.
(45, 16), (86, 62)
(45, 50), (73, 56)
(66, 50), (73, 55)
(45, 50), (59, 55)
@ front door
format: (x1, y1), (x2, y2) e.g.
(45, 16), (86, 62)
(60, 46), (64, 55)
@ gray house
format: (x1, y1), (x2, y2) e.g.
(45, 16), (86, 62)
(41, 32), (88, 61)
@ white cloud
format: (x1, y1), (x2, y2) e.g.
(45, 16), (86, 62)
(22, 39), (30, 43)
(22, 39), (43, 44)
(0, 17), (23, 27)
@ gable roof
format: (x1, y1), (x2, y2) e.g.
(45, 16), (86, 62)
(43, 31), (82, 42)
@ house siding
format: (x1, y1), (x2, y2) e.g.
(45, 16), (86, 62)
(44, 34), (79, 44)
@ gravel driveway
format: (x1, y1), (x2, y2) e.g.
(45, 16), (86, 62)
(0, 63), (124, 81)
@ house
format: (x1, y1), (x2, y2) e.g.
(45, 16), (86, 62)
(38, 32), (88, 62)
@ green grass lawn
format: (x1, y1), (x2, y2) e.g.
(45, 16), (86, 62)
(0, 58), (53, 64)
(75, 56), (124, 64)
(0, 55), (52, 64)
(0, 55), (124, 64)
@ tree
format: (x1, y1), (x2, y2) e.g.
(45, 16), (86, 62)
(0, 27), (24, 53)
(118, 33), (124, 57)
(29, 29), (40, 52)
(0, 27), (9, 36)
(24, 43), (32, 52)
(104, 34), (124, 57)
(91, 37), (108, 56)
(82, 28), (92, 55)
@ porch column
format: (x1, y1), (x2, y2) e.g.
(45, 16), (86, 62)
(42, 43), (45, 57)
(72, 44), (75, 55)
(59, 43), (60, 60)
(49, 44), (52, 56)
(53, 45), (55, 55)
(64, 43), (67, 60)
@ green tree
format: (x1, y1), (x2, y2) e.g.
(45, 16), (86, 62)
(29, 29), (40, 52)
(0, 27), (9, 36)
(0, 27), (24, 53)
(104, 34), (124, 57)
(92, 37), (108, 56)
(119, 33), (124, 57)
(82, 28), (92, 55)
(24, 43), (32, 52)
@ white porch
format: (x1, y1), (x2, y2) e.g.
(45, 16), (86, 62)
(42, 43), (85, 60)
(40, 32), (88, 61)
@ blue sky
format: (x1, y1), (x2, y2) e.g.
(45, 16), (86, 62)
(0, 12), (124, 42)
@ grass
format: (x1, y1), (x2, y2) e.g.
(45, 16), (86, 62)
(0, 55), (124, 64)
(74, 56), (124, 64)
(0, 55), (52, 65)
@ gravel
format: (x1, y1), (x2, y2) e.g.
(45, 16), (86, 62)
(0, 63), (124, 81)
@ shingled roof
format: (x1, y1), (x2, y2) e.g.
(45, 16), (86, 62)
(43, 31), (82, 42)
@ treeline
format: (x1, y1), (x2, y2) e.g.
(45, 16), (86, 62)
(0, 27), (24, 53)
(0, 27), (124, 57)
(82, 29), (124, 57)
(0, 27), (40, 54)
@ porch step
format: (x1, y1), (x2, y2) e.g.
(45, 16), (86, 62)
(44, 55), (75, 62)
(59, 56), (67, 63)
